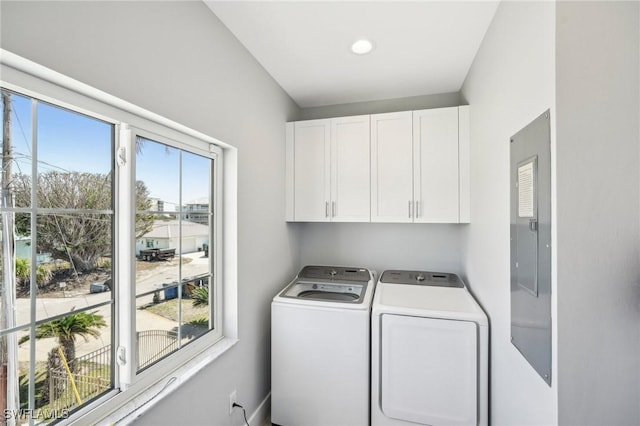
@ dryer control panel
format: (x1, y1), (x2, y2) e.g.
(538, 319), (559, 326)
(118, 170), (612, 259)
(380, 270), (464, 288)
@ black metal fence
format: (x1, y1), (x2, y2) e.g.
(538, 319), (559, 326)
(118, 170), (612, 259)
(46, 329), (179, 413)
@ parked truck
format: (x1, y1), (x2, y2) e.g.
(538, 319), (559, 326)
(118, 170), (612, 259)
(139, 248), (176, 261)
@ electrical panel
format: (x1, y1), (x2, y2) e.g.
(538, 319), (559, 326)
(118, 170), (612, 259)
(510, 110), (552, 386)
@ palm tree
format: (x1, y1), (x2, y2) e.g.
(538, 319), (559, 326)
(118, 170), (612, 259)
(19, 311), (106, 404)
(191, 286), (209, 307)
(20, 310), (107, 372)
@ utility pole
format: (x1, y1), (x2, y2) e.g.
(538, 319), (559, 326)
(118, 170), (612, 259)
(1, 89), (19, 425)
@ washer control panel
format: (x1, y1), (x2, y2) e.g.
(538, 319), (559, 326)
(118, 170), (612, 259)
(298, 265), (371, 282)
(380, 270), (464, 288)
(308, 283), (361, 293)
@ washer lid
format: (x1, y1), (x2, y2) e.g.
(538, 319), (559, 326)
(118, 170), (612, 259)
(274, 265), (374, 307)
(380, 270), (463, 287)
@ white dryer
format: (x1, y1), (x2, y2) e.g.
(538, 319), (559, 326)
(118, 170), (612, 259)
(271, 265), (376, 426)
(371, 270), (489, 426)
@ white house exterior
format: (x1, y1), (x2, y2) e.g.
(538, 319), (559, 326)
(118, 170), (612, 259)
(2, 234), (52, 264)
(136, 219), (209, 256)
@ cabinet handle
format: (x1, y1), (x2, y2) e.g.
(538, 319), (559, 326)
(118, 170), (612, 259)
(415, 200), (420, 218)
(408, 201), (412, 218)
(332, 201), (336, 217)
(325, 201), (329, 218)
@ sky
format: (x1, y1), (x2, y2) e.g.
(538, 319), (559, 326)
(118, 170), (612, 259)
(3, 91), (210, 208)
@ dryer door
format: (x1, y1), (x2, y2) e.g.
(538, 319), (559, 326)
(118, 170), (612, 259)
(380, 314), (478, 426)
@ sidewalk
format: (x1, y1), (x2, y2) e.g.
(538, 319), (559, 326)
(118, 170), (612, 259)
(16, 296), (179, 364)
(13, 250), (209, 364)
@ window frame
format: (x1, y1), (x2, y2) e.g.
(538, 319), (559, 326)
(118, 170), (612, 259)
(119, 125), (224, 387)
(0, 49), (235, 425)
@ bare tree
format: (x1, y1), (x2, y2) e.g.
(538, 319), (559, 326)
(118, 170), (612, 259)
(13, 171), (154, 272)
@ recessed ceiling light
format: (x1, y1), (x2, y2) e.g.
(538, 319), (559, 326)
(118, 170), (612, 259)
(351, 39), (374, 55)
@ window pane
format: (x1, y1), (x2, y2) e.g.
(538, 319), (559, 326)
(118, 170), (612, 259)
(36, 172), (112, 211)
(136, 138), (180, 213)
(37, 101), (112, 179)
(134, 140), (214, 370)
(2, 91), (32, 208)
(135, 212), (180, 372)
(180, 272), (211, 343)
(135, 215), (179, 297)
(35, 213), (113, 322)
(182, 151), (210, 224)
(135, 294), (179, 371)
(31, 310), (112, 417)
(181, 152), (212, 339)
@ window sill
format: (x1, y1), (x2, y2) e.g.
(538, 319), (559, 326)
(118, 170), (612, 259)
(67, 337), (238, 426)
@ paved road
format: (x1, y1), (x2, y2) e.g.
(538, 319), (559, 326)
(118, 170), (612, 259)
(15, 251), (209, 363)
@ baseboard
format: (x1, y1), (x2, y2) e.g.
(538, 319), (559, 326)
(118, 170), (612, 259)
(248, 392), (271, 426)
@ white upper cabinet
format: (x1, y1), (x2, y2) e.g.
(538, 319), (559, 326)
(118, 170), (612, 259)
(370, 111), (414, 223)
(286, 106), (469, 223)
(291, 119), (331, 221)
(458, 106), (470, 223)
(286, 116), (370, 222)
(413, 107), (460, 223)
(331, 115), (371, 222)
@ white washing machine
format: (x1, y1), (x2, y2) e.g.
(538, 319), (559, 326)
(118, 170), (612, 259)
(371, 270), (489, 426)
(271, 265), (376, 426)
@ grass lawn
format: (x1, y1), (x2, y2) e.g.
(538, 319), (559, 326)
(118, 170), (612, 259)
(142, 298), (208, 324)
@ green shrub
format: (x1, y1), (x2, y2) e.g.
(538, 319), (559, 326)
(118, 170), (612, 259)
(191, 286), (209, 307)
(14, 258), (53, 289)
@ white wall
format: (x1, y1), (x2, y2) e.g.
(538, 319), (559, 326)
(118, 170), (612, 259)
(556, 2), (640, 424)
(460, 2), (557, 424)
(1, 1), (300, 425)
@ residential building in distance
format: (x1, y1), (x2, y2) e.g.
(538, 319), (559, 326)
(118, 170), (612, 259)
(183, 197), (209, 225)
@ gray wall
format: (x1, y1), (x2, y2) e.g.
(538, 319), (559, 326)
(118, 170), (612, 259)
(299, 91), (462, 120)
(1, 1), (300, 424)
(297, 223), (464, 276)
(556, 2), (640, 424)
(460, 2), (558, 424)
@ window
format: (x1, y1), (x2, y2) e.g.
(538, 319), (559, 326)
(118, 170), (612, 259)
(133, 135), (215, 371)
(0, 91), (115, 424)
(0, 82), (223, 424)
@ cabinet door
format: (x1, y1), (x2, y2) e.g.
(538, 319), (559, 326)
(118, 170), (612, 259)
(459, 106), (470, 223)
(371, 112), (414, 222)
(413, 107), (459, 223)
(294, 119), (330, 221)
(331, 116), (370, 222)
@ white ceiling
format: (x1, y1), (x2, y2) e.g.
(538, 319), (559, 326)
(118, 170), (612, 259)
(205, 1), (499, 108)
